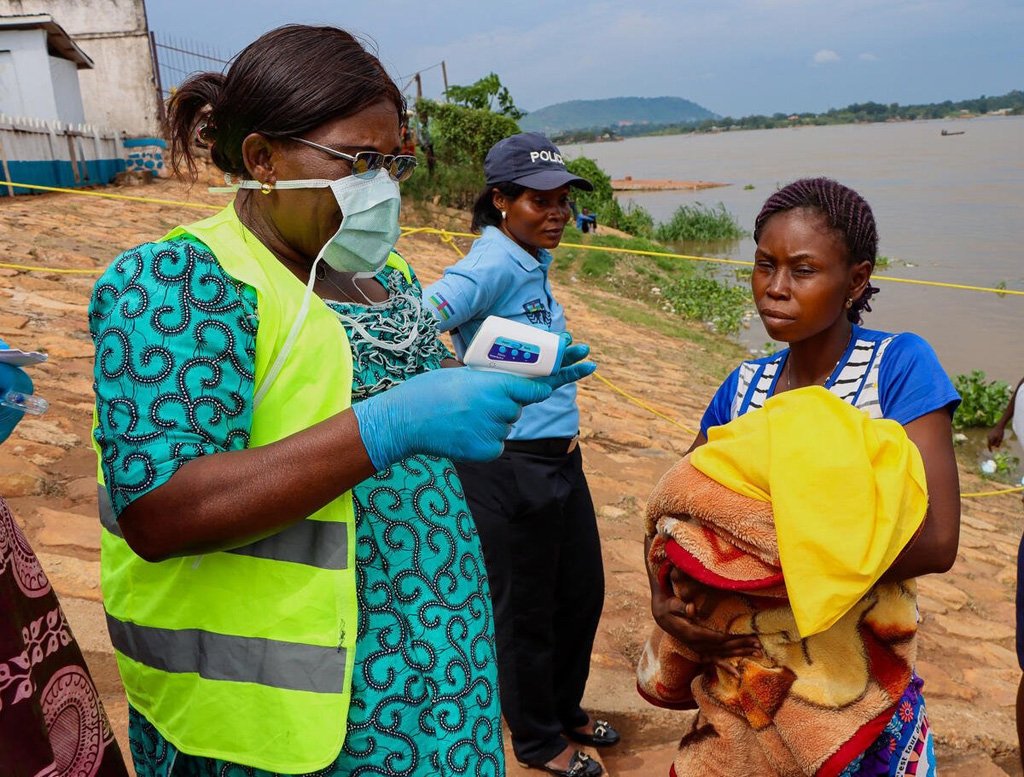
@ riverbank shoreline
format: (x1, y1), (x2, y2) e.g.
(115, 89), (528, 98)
(611, 177), (727, 191)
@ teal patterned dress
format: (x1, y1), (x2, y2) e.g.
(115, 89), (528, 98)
(89, 237), (503, 776)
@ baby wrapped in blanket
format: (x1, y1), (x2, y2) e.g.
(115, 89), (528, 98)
(638, 387), (930, 777)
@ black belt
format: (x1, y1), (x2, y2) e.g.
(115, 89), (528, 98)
(503, 434), (580, 457)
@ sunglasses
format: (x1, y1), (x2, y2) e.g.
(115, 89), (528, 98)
(292, 137), (418, 182)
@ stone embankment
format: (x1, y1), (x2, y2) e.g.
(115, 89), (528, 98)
(0, 177), (1020, 775)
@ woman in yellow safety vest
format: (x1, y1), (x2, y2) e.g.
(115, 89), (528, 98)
(89, 24), (593, 777)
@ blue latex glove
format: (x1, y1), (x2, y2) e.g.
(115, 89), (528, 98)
(0, 361), (34, 444)
(353, 343), (595, 468)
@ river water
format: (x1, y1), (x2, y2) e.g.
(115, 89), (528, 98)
(563, 116), (1024, 383)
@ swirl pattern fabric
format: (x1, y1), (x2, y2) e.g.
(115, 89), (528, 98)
(90, 239), (501, 776)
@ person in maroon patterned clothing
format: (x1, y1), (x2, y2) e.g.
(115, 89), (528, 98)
(0, 344), (128, 776)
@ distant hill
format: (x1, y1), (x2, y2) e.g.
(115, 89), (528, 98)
(519, 96), (718, 135)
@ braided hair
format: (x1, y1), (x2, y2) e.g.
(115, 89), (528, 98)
(753, 177), (880, 324)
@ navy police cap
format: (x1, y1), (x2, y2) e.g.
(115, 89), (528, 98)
(484, 132), (593, 191)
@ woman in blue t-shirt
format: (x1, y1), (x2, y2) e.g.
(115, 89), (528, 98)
(648, 178), (961, 775)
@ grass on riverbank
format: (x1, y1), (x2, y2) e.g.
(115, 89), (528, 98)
(654, 203), (747, 243)
(552, 225), (753, 352)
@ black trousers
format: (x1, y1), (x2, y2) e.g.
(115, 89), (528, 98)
(456, 445), (605, 764)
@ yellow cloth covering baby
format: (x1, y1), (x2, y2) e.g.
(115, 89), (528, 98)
(637, 386), (928, 777)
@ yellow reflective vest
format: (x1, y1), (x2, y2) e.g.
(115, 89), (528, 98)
(94, 204), (408, 771)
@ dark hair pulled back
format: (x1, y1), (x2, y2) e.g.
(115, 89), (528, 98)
(166, 24), (405, 181)
(471, 183), (527, 233)
(753, 177), (880, 324)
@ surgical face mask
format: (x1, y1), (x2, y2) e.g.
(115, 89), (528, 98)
(229, 170), (403, 409)
(224, 169), (402, 278)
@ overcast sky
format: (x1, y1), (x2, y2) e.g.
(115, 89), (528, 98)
(145, 0), (1022, 117)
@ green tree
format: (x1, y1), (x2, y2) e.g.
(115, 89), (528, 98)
(405, 95), (521, 208)
(415, 98), (520, 167)
(564, 157), (613, 206)
(444, 73), (526, 120)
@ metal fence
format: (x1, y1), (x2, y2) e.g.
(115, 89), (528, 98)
(150, 33), (232, 100)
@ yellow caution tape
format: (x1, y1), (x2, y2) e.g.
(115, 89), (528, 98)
(0, 262), (101, 275)
(404, 227), (1024, 298)
(960, 485), (1024, 498)
(3, 180), (1023, 501)
(1, 183), (1020, 296)
(591, 371), (697, 437)
(0, 180), (223, 210)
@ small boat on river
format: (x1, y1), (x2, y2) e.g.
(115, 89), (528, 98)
(941, 129), (965, 136)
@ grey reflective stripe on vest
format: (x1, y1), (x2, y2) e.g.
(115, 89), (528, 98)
(228, 519), (348, 570)
(106, 613), (347, 694)
(97, 485), (122, 538)
(100, 483), (347, 569)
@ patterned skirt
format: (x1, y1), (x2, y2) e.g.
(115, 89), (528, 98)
(839, 675), (935, 777)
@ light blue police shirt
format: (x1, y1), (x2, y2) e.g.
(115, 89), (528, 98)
(422, 226), (579, 441)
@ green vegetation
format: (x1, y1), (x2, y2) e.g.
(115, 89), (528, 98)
(407, 73), (523, 208)
(405, 71), (748, 248)
(653, 203), (746, 243)
(402, 158), (487, 210)
(553, 226), (751, 337)
(951, 370), (1011, 431)
(416, 100), (519, 167)
(661, 274), (750, 336)
(564, 157), (656, 236)
(553, 89), (1024, 144)
(584, 295), (746, 381)
(561, 157), (744, 242)
(443, 72), (526, 120)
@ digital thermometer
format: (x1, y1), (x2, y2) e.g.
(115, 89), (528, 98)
(462, 316), (564, 377)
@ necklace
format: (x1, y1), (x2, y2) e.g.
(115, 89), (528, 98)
(785, 330), (853, 390)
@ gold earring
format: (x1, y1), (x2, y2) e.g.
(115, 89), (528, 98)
(260, 181), (273, 195)
(845, 297), (853, 309)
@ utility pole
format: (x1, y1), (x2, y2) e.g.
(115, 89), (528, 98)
(441, 61), (449, 101)
(415, 73), (423, 100)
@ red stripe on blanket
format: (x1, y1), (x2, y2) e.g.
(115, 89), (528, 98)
(816, 703), (898, 777)
(664, 539), (785, 592)
(636, 681), (700, 710)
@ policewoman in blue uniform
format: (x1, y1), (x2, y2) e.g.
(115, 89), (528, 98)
(424, 133), (618, 777)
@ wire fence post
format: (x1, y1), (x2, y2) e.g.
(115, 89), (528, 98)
(149, 31), (166, 126)
(150, 32), (232, 101)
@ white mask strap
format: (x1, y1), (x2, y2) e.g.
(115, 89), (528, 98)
(253, 256), (322, 410)
(209, 174), (335, 194)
